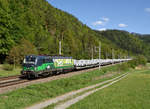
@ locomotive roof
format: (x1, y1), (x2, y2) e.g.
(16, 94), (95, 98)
(50, 56), (72, 59)
(26, 55), (72, 59)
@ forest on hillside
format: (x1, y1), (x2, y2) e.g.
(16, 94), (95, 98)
(97, 30), (150, 56)
(0, 0), (149, 64)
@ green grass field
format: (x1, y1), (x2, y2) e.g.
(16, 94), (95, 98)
(0, 65), (21, 77)
(0, 65), (126, 109)
(69, 69), (150, 109)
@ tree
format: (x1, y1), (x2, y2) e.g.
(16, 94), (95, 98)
(7, 39), (38, 67)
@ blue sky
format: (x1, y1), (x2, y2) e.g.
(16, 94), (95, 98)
(47, 0), (150, 34)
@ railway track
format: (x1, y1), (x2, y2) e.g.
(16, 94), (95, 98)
(0, 75), (30, 88)
(0, 67), (98, 89)
(0, 75), (21, 81)
(0, 79), (29, 88)
(0, 62), (122, 90)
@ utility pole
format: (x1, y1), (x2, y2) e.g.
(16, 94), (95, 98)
(59, 41), (61, 55)
(105, 52), (108, 59)
(118, 52), (120, 59)
(95, 42), (101, 70)
(87, 46), (94, 60)
(119, 52), (121, 59)
(99, 42), (101, 70)
(92, 46), (93, 60)
(112, 48), (114, 64)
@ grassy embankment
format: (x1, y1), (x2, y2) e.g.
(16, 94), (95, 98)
(0, 64), (128, 109)
(68, 65), (150, 109)
(0, 65), (21, 77)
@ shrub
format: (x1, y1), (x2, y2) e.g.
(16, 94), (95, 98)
(137, 55), (147, 65)
(123, 55), (147, 70)
(127, 60), (136, 69)
(131, 55), (147, 66)
(3, 64), (14, 71)
(101, 68), (107, 74)
(117, 63), (129, 71)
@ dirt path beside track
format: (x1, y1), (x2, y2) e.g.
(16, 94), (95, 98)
(26, 73), (128, 109)
(54, 73), (128, 109)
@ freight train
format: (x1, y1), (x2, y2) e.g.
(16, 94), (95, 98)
(21, 55), (130, 78)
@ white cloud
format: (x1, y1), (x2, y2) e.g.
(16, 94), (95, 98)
(92, 17), (109, 26)
(145, 8), (150, 13)
(92, 20), (104, 26)
(118, 23), (128, 28)
(102, 17), (109, 22)
(98, 28), (106, 31)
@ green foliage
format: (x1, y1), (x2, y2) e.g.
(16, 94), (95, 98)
(99, 30), (145, 54)
(117, 63), (129, 71)
(118, 55), (147, 70)
(96, 30), (150, 59)
(127, 60), (137, 69)
(134, 55), (147, 66)
(0, 0), (101, 61)
(127, 55), (147, 68)
(2, 64), (13, 71)
(6, 39), (38, 65)
(0, 65), (21, 77)
(0, 0), (150, 63)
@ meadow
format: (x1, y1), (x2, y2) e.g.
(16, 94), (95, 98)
(69, 67), (150, 109)
(0, 65), (21, 77)
(0, 64), (125, 109)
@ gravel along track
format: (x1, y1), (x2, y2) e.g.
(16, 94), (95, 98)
(0, 75), (21, 82)
(26, 73), (128, 109)
(0, 74), (30, 88)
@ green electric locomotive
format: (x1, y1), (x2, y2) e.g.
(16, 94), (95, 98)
(21, 55), (74, 78)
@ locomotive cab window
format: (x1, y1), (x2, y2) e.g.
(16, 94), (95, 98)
(24, 56), (36, 64)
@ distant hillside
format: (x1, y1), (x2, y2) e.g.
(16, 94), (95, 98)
(138, 34), (150, 44)
(95, 30), (150, 60)
(0, 0), (149, 63)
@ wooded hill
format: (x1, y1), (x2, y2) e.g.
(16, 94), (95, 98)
(96, 30), (150, 59)
(138, 34), (150, 44)
(0, 0), (149, 64)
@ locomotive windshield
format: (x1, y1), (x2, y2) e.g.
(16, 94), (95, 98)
(23, 56), (36, 64)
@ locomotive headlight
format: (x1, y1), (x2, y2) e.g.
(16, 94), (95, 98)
(47, 65), (50, 69)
